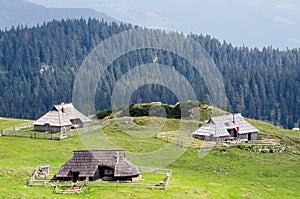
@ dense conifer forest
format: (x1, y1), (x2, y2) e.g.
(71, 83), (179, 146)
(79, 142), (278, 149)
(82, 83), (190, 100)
(0, 18), (299, 128)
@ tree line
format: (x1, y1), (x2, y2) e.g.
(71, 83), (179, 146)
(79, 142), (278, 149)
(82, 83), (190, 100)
(0, 18), (298, 128)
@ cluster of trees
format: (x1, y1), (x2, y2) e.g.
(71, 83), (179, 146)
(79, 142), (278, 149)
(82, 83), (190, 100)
(96, 109), (112, 119)
(0, 18), (298, 128)
(128, 103), (181, 119)
(96, 102), (209, 120)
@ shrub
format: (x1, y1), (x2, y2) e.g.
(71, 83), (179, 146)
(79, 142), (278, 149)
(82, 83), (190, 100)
(96, 109), (112, 119)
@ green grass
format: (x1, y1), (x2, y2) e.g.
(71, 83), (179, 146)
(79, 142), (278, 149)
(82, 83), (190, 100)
(247, 119), (300, 138)
(0, 118), (31, 131)
(0, 117), (300, 198)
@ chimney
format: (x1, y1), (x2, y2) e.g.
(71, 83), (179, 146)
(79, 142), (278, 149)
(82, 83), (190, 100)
(232, 113), (235, 123)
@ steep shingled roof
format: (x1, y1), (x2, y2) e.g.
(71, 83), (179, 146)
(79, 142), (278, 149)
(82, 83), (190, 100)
(192, 113), (259, 137)
(56, 150), (141, 179)
(34, 103), (92, 126)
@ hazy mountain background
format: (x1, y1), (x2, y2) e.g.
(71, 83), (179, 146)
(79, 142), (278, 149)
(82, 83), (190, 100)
(26, 0), (300, 49)
(0, 0), (117, 29)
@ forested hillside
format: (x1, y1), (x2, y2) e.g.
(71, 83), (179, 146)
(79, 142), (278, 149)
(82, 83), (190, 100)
(0, 18), (299, 128)
(192, 35), (300, 128)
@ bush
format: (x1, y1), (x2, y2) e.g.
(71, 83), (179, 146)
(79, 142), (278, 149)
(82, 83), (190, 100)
(96, 109), (112, 119)
(96, 101), (207, 119)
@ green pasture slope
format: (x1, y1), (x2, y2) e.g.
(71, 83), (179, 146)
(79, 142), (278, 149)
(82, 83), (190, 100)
(0, 117), (300, 198)
(0, 118), (31, 131)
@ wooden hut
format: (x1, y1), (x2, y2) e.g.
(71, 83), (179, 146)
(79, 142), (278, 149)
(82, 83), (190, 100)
(55, 150), (142, 182)
(192, 113), (259, 142)
(34, 103), (92, 133)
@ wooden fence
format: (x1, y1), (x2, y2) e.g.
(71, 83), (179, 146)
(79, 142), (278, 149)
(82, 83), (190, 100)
(55, 180), (88, 194)
(88, 171), (172, 190)
(1, 122), (33, 135)
(28, 166), (172, 193)
(1, 119), (109, 140)
(28, 165), (57, 187)
(164, 170), (172, 190)
(28, 166), (39, 186)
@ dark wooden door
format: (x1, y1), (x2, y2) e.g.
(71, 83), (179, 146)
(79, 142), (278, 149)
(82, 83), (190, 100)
(72, 172), (79, 182)
(248, 133), (251, 140)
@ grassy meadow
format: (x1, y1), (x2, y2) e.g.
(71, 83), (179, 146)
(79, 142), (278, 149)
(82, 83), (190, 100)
(0, 117), (300, 198)
(0, 118), (32, 131)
